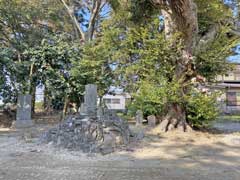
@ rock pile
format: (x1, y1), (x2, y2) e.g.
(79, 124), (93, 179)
(41, 84), (132, 154)
(41, 109), (131, 154)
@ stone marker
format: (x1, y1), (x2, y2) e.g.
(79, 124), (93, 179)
(97, 107), (103, 121)
(83, 84), (98, 117)
(15, 94), (33, 128)
(147, 115), (158, 127)
(135, 110), (143, 126)
(79, 103), (87, 115)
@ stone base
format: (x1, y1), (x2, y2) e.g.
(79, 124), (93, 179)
(15, 120), (34, 128)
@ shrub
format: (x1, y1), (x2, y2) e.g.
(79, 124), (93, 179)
(128, 81), (219, 129)
(127, 81), (166, 117)
(186, 90), (219, 128)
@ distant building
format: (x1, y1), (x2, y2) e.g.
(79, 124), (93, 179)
(102, 93), (131, 110)
(216, 55), (240, 113)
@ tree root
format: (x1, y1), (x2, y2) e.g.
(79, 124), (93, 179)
(158, 115), (193, 132)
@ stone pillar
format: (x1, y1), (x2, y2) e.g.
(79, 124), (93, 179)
(15, 94), (33, 128)
(135, 110), (143, 126)
(84, 84), (97, 117)
(79, 103), (87, 115)
(147, 115), (158, 127)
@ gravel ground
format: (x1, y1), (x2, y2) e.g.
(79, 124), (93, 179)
(0, 125), (239, 180)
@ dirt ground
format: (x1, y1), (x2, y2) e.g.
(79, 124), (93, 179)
(0, 123), (239, 180)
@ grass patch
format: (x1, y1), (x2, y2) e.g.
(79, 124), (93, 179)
(217, 115), (240, 122)
(35, 102), (44, 110)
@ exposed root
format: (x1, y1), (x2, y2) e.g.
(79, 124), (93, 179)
(158, 114), (193, 132)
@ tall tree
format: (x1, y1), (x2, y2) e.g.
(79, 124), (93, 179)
(108, 0), (239, 131)
(0, 0), (74, 110)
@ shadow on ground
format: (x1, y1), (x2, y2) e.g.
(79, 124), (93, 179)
(0, 124), (239, 180)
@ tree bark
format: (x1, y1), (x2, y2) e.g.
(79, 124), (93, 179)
(159, 103), (192, 132)
(62, 95), (69, 120)
(61, 0), (86, 41)
(30, 84), (36, 114)
(158, 0), (198, 131)
(43, 86), (52, 115)
(29, 63), (36, 114)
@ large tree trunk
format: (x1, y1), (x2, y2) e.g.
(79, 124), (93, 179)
(159, 103), (192, 132)
(157, 0), (198, 131)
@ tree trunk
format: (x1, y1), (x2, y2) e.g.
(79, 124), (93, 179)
(158, 0), (198, 131)
(29, 63), (36, 114)
(43, 86), (52, 115)
(62, 96), (69, 120)
(159, 103), (192, 132)
(30, 85), (36, 114)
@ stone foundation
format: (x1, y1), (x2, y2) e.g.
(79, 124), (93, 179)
(41, 109), (131, 154)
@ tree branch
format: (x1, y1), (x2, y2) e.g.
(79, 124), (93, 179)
(230, 28), (240, 36)
(60, 0), (86, 41)
(195, 24), (220, 54)
(149, 0), (169, 10)
(88, 0), (102, 41)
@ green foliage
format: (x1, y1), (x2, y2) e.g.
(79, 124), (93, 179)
(0, 0), (237, 127)
(195, 0), (232, 35)
(71, 40), (113, 98)
(127, 81), (166, 117)
(128, 82), (220, 128)
(96, 12), (228, 128)
(98, 16), (183, 92)
(113, 0), (231, 32)
(196, 27), (237, 81)
(0, 0), (72, 51)
(186, 90), (219, 128)
(0, 47), (29, 103)
(129, 0), (158, 23)
(24, 34), (82, 104)
(0, 0), (75, 104)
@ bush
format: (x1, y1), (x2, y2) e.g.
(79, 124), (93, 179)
(128, 81), (219, 129)
(127, 82), (166, 117)
(186, 90), (219, 128)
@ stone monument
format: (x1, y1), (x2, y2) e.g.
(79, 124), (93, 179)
(135, 110), (143, 126)
(147, 115), (158, 127)
(15, 94), (33, 128)
(79, 103), (87, 115)
(83, 84), (97, 117)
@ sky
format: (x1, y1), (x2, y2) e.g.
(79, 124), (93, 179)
(227, 46), (240, 63)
